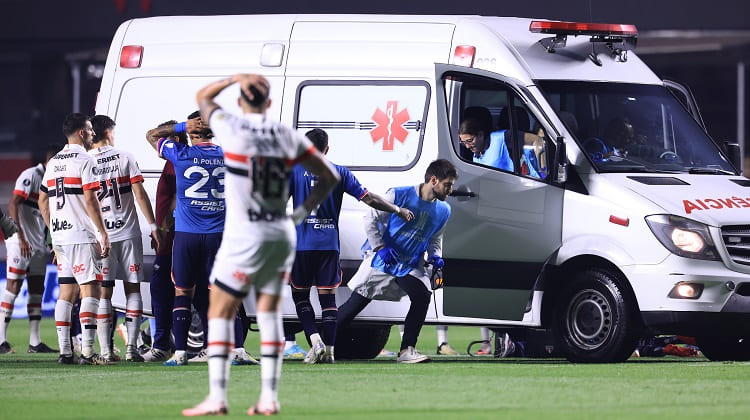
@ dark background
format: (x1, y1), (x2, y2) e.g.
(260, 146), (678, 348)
(1, 0), (748, 174)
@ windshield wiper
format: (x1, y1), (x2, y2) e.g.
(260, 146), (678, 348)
(688, 167), (735, 175)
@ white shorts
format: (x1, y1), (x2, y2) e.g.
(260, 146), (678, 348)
(347, 252), (431, 301)
(54, 243), (103, 285)
(5, 238), (48, 280)
(210, 238), (295, 298)
(101, 238), (144, 284)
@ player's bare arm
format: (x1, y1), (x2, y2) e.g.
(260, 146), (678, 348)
(361, 192), (414, 222)
(83, 188), (111, 257)
(132, 180), (161, 251)
(294, 150), (340, 223)
(38, 190), (50, 232)
(7, 192), (32, 258)
(197, 73), (270, 124)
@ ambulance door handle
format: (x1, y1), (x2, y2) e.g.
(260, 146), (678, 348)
(450, 189), (477, 202)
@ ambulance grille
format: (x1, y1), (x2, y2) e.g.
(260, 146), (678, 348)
(721, 225), (750, 266)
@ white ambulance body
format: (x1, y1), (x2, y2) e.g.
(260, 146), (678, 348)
(97, 15), (750, 362)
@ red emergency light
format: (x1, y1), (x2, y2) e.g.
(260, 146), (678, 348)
(453, 45), (476, 67)
(120, 45), (143, 68)
(529, 20), (638, 37)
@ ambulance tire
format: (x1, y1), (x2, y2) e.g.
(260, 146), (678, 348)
(334, 325), (391, 360)
(553, 268), (638, 363)
(695, 336), (750, 361)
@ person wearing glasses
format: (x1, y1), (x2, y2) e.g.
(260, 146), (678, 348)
(458, 107), (514, 171)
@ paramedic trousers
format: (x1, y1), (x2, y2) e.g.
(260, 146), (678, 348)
(338, 275), (430, 351)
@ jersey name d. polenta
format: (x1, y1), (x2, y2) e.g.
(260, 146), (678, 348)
(289, 163), (367, 252)
(158, 139), (225, 234)
(40, 143), (100, 245)
(88, 145), (144, 242)
(6, 163), (47, 251)
(209, 110), (315, 238)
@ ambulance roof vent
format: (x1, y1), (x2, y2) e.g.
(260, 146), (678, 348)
(627, 176), (689, 186)
(730, 179), (750, 187)
(529, 20), (637, 66)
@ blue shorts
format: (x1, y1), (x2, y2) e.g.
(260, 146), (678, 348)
(290, 250), (341, 290)
(172, 231), (222, 291)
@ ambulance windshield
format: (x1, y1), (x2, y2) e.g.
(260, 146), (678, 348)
(538, 81), (736, 174)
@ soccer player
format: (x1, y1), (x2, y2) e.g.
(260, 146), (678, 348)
(337, 159), (456, 364)
(38, 113), (111, 365)
(89, 115), (160, 362)
(182, 73), (339, 416)
(288, 128), (413, 364)
(145, 111), (224, 366)
(0, 144), (59, 354)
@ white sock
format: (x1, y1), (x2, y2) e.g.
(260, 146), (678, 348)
(436, 325), (448, 344)
(284, 340), (297, 351)
(125, 292), (143, 352)
(80, 297), (99, 357)
(257, 311), (283, 406)
(481, 327), (491, 342)
(0, 290), (17, 343)
(97, 298), (112, 356)
(54, 300), (74, 356)
(27, 294), (43, 346)
(310, 332), (323, 346)
(325, 345), (335, 358)
(398, 324), (404, 339)
(207, 318), (233, 404)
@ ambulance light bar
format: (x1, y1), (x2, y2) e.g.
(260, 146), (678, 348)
(529, 21), (638, 37)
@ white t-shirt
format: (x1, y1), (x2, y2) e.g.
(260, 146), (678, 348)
(88, 145), (144, 241)
(209, 109), (314, 240)
(41, 143), (100, 245)
(6, 163), (48, 251)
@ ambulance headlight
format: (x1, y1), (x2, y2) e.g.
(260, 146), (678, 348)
(645, 215), (720, 261)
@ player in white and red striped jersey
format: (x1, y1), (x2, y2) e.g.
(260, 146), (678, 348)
(38, 113), (111, 365)
(181, 74), (339, 417)
(0, 145), (60, 354)
(89, 115), (160, 363)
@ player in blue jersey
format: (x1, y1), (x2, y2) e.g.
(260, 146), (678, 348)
(288, 128), (414, 364)
(338, 159), (457, 364)
(146, 111), (224, 366)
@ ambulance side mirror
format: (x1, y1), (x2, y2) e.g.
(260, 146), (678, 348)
(723, 141), (741, 172)
(554, 136), (568, 184)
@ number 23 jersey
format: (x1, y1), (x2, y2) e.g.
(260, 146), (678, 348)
(209, 110), (314, 239)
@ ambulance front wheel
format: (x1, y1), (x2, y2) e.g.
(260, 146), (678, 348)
(695, 336), (750, 361)
(553, 268), (638, 363)
(334, 325), (391, 359)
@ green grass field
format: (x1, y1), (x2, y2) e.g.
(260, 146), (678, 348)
(1, 319), (749, 419)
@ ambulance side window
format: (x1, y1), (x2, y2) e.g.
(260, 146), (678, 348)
(444, 73), (548, 180)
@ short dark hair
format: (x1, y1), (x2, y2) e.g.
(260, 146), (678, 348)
(187, 110), (201, 120)
(305, 129), (328, 153)
(159, 119), (188, 145)
(424, 159), (458, 182)
(240, 84), (268, 107)
(185, 111), (213, 139)
(91, 115), (115, 142)
(62, 113), (90, 137)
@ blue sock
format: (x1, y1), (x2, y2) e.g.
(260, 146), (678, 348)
(292, 290), (318, 339)
(319, 293), (337, 345)
(172, 295), (191, 351)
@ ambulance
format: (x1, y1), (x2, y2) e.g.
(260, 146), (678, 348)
(97, 15), (750, 362)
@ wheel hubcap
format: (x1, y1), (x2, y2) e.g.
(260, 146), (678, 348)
(566, 289), (613, 350)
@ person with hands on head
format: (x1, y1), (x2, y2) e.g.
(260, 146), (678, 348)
(182, 73), (339, 417)
(0, 144), (60, 354)
(288, 128), (413, 365)
(38, 113), (111, 365)
(337, 159), (456, 364)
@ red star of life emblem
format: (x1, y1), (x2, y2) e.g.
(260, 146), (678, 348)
(370, 101), (410, 151)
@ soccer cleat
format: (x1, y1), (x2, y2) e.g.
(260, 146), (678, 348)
(247, 402), (279, 416)
(494, 333), (516, 358)
(397, 346), (430, 364)
(28, 342), (58, 353)
(142, 348), (171, 362)
(182, 397), (228, 417)
(436, 342), (459, 355)
(231, 348), (260, 365)
(126, 347), (145, 362)
(189, 349), (208, 362)
(0, 214), (18, 239)
(98, 353), (118, 365)
(321, 352), (335, 364)
(379, 348), (396, 357)
(163, 353), (188, 366)
(304, 341), (326, 364)
(0, 341), (15, 354)
(283, 344), (306, 359)
(476, 341), (492, 355)
(58, 353), (77, 364)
